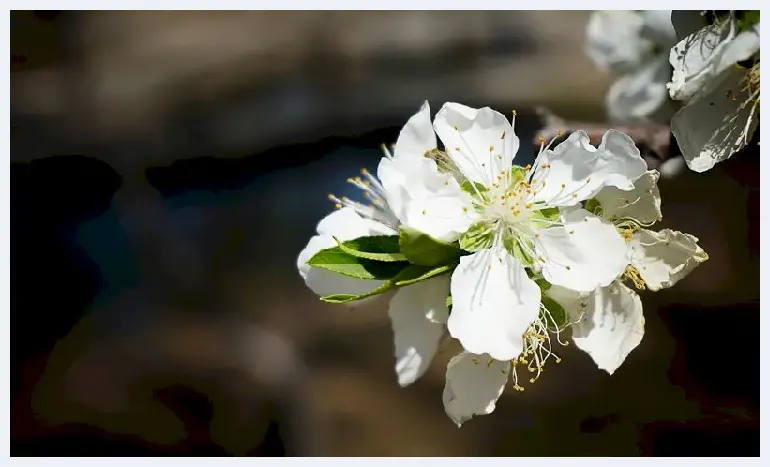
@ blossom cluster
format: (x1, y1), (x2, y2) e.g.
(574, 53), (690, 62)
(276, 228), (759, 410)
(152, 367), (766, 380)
(586, 10), (760, 173)
(297, 102), (708, 426)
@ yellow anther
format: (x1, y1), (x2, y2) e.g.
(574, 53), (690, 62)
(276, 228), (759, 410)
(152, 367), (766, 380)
(360, 168), (369, 175)
(541, 163), (550, 169)
(624, 265), (647, 290)
(561, 183), (566, 189)
(500, 131), (506, 139)
(621, 229), (634, 242)
(566, 265), (571, 270)
(489, 145), (494, 152)
(455, 147), (461, 151)
(327, 194), (335, 200)
(556, 130), (563, 136)
(421, 209), (427, 215)
(334, 203), (342, 209)
(569, 230), (575, 234)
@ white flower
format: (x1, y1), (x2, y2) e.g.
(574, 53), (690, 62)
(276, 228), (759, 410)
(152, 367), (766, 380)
(667, 12), (760, 172)
(585, 10), (676, 123)
(377, 102), (647, 363)
(542, 170), (708, 375)
(297, 103), (454, 387)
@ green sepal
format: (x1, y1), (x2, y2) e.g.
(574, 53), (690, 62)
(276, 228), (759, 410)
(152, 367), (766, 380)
(459, 221), (494, 252)
(584, 197), (603, 216)
(503, 234), (534, 267)
(541, 295), (567, 329)
(460, 180), (488, 200)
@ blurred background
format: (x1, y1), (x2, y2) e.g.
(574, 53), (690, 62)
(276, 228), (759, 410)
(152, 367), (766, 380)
(10, 10), (759, 456)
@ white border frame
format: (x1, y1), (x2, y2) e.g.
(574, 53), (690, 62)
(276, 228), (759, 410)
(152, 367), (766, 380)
(5, 2), (767, 461)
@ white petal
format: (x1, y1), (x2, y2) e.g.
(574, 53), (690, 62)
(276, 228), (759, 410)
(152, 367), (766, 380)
(315, 206), (379, 237)
(630, 228), (709, 291)
(536, 208), (630, 293)
(297, 207), (393, 303)
(668, 20), (759, 102)
(433, 102), (519, 185)
(400, 188), (479, 243)
(595, 170), (662, 225)
(571, 281), (645, 375)
(442, 351), (509, 427)
(606, 56), (672, 123)
(388, 276), (449, 387)
(670, 66), (759, 173)
(585, 10), (652, 73)
(378, 152), (478, 242)
(531, 130), (647, 206)
(546, 284), (590, 322)
(639, 10), (676, 46)
(447, 248), (540, 362)
(392, 100), (437, 161)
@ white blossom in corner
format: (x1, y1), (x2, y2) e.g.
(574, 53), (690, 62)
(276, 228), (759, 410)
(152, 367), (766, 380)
(585, 10), (676, 123)
(668, 11), (760, 172)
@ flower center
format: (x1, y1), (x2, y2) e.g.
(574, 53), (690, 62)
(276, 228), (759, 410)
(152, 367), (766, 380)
(483, 175), (537, 225)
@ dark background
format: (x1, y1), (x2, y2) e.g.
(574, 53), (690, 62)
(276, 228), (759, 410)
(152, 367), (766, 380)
(10, 10), (759, 456)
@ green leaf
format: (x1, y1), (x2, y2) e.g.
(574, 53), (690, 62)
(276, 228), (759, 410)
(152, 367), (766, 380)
(446, 295), (453, 313)
(393, 263), (454, 287)
(320, 263), (455, 304)
(584, 197), (603, 216)
(307, 246), (409, 280)
(459, 221), (494, 252)
(542, 295), (567, 329)
(399, 227), (463, 267)
(320, 280), (396, 304)
(335, 235), (407, 262)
